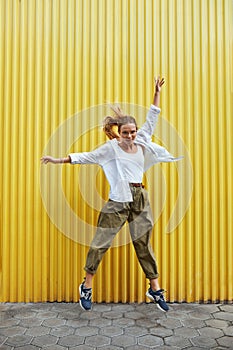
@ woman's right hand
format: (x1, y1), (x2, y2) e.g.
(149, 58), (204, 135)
(41, 155), (59, 164)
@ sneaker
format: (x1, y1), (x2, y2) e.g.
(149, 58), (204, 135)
(146, 288), (169, 312)
(79, 281), (92, 311)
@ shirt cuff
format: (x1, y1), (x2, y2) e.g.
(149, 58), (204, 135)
(68, 153), (78, 164)
(150, 104), (161, 113)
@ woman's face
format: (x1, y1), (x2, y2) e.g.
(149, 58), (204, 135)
(119, 123), (137, 145)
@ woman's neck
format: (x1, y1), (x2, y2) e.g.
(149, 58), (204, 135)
(118, 141), (137, 153)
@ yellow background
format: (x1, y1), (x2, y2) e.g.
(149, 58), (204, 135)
(0, 0), (232, 303)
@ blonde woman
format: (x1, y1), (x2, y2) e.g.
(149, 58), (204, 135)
(41, 77), (181, 312)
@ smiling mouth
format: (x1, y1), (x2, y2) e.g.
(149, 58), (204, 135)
(119, 138), (134, 142)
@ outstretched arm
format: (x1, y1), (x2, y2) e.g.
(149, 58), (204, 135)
(41, 155), (71, 164)
(153, 76), (165, 107)
(41, 143), (109, 165)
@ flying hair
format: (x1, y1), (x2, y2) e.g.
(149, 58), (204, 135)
(102, 104), (137, 140)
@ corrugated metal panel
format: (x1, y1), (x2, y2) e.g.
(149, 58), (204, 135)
(0, 0), (232, 303)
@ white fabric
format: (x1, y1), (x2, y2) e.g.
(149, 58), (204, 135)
(69, 104), (183, 202)
(116, 145), (144, 183)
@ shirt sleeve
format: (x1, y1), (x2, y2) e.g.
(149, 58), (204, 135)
(136, 104), (161, 142)
(69, 151), (98, 164)
(69, 142), (111, 165)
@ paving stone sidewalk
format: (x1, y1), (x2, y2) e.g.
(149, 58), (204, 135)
(0, 302), (232, 349)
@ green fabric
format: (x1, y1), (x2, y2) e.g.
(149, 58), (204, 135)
(84, 186), (159, 280)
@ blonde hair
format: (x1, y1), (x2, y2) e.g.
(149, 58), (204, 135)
(103, 105), (137, 140)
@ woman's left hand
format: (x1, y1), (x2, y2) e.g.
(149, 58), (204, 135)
(154, 76), (165, 93)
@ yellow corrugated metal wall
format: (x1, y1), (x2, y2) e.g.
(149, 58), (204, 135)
(0, 0), (232, 303)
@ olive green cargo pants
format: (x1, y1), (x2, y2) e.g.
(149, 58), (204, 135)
(84, 186), (159, 280)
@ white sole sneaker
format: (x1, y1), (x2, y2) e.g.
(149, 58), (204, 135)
(146, 291), (168, 312)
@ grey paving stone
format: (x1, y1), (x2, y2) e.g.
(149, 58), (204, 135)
(99, 325), (123, 336)
(58, 334), (85, 347)
(181, 318), (205, 328)
(185, 347), (209, 350)
(213, 311), (233, 321)
(89, 317), (112, 328)
(0, 325), (26, 337)
(217, 336), (233, 348)
(125, 311), (145, 320)
(135, 302), (159, 314)
(205, 318), (229, 329)
(58, 307), (82, 316)
(51, 303), (78, 312)
(75, 326), (99, 336)
(157, 317), (182, 329)
(174, 326), (199, 338)
(191, 335), (217, 348)
(98, 346), (123, 350)
(0, 318), (20, 327)
(219, 304), (233, 313)
(198, 326), (224, 338)
(4, 304), (22, 312)
(19, 317), (43, 327)
(5, 334), (33, 346)
(5, 302), (25, 309)
(190, 304), (221, 313)
(32, 334), (58, 347)
(149, 311), (167, 321)
(138, 334), (163, 347)
(0, 302), (232, 350)
(188, 310), (213, 320)
(151, 347), (179, 350)
(165, 335), (191, 348)
(169, 303), (198, 312)
(66, 319), (89, 328)
(102, 311), (123, 319)
(136, 317), (156, 328)
(166, 310), (189, 320)
(223, 325), (233, 336)
(36, 311), (58, 319)
(125, 325), (148, 337)
(0, 304), (12, 311)
(112, 334), (136, 347)
(126, 346), (152, 350)
(45, 346), (68, 350)
(16, 346), (42, 350)
(26, 325), (50, 337)
(92, 303), (112, 312)
(71, 346), (95, 350)
(14, 311), (37, 319)
(112, 317), (135, 327)
(50, 325), (75, 337)
(0, 313), (7, 321)
(111, 304), (135, 312)
(0, 345), (12, 350)
(0, 335), (7, 346)
(58, 311), (81, 320)
(0, 312), (15, 321)
(29, 303), (53, 311)
(85, 334), (111, 347)
(149, 326), (173, 337)
(43, 318), (66, 327)
(79, 311), (101, 320)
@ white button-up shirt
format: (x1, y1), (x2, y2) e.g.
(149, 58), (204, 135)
(69, 105), (182, 202)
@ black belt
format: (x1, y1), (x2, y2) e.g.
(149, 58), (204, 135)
(130, 183), (145, 188)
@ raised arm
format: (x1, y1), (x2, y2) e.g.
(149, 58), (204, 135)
(136, 76), (165, 142)
(153, 76), (165, 107)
